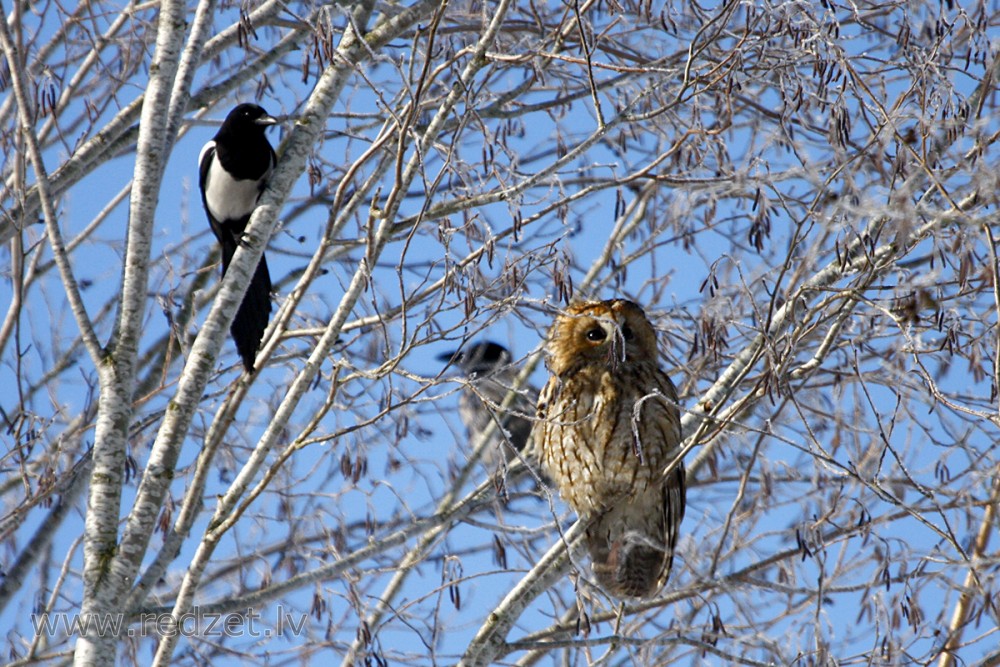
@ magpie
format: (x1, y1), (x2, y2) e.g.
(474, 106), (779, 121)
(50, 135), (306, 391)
(437, 342), (534, 461)
(198, 103), (278, 373)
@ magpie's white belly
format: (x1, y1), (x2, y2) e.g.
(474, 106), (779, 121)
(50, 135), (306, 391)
(203, 156), (264, 222)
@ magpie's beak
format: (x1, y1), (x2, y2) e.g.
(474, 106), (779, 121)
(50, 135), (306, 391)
(255, 114), (278, 127)
(437, 350), (460, 364)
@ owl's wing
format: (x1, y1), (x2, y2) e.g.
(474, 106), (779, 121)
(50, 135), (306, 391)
(658, 457), (686, 588)
(535, 376), (554, 419)
(653, 370), (686, 591)
(528, 376), (558, 460)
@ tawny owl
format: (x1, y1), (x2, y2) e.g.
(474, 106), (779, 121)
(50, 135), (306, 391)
(532, 299), (685, 599)
(439, 342), (535, 470)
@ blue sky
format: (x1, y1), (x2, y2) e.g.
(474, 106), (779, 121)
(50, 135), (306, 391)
(3, 1), (1000, 665)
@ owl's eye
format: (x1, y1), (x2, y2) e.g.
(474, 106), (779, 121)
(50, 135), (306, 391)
(586, 327), (607, 342)
(621, 325), (634, 341)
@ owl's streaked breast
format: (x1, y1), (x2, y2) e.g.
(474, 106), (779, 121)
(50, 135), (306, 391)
(539, 364), (676, 515)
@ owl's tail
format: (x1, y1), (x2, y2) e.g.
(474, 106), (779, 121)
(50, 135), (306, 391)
(587, 528), (669, 598)
(585, 467), (685, 599)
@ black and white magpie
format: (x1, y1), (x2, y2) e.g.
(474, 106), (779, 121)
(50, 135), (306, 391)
(437, 342), (534, 461)
(198, 103), (278, 373)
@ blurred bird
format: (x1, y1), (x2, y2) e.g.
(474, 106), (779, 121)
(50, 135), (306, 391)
(438, 342), (535, 472)
(199, 103), (278, 373)
(532, 299), (685, 599)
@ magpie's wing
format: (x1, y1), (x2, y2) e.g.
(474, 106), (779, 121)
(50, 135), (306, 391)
(197, 140), (236, 262)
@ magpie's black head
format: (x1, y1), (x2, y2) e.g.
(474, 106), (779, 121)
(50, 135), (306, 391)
(219, 103), (278, 137)
(438, 341), (512, 375)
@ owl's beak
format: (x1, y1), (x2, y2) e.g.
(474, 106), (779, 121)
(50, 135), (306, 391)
(601, 320), (629, 366)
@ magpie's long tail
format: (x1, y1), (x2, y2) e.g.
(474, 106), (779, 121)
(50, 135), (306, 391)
(220, 234), (272, 373)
